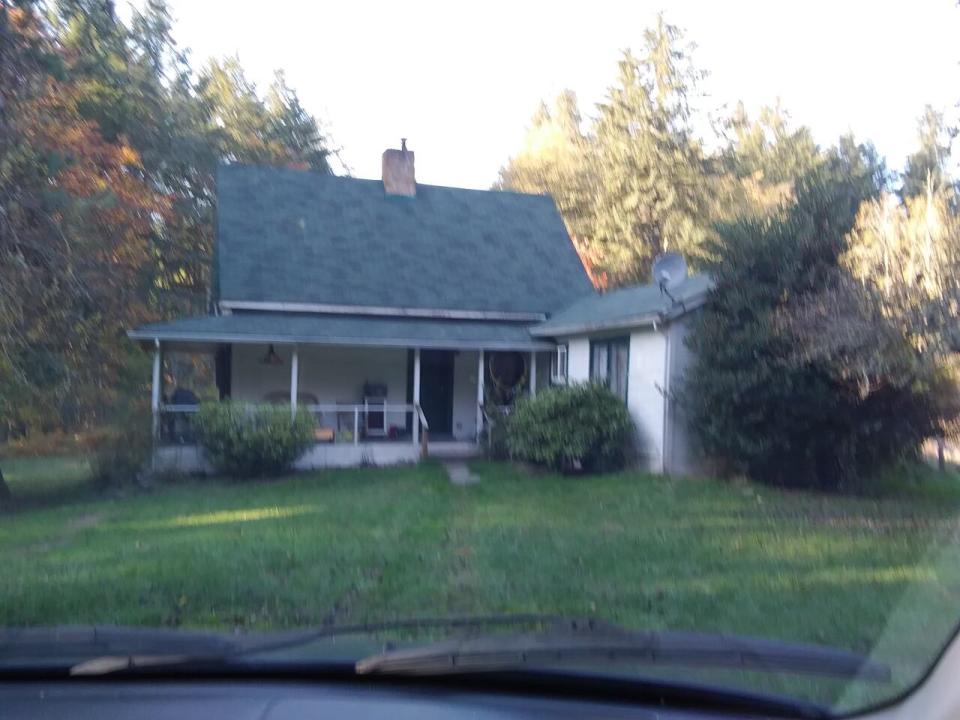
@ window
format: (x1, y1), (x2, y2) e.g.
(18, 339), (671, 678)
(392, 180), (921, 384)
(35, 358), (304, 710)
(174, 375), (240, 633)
(590, 337), (629, 402)
(550, 344), (568, 384)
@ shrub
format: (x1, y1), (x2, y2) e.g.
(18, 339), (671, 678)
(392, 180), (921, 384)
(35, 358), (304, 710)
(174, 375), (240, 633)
(482, 404), (511, 461)
(195, 402), (315, 478)
(92, 411), (153, 487)
(680, 163), (956, 490)
(505, 383), (634, 472)
(1, 428), (113, 459)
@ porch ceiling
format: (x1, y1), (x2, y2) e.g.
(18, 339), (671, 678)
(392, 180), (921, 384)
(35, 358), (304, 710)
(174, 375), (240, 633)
(128, 312), (555, 351)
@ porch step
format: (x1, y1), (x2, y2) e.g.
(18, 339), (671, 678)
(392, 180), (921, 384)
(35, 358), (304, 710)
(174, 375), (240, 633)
(443, 461), (479, 486)
(428, 441), (482, 460)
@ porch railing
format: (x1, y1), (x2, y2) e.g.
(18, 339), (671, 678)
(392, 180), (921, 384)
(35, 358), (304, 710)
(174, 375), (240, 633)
(302, 403), (418, 445)
(480, 404), (513, 451)
(156, 402), (426, 448)
(416, 404), (429, 458)
(158, 403), (200, 444)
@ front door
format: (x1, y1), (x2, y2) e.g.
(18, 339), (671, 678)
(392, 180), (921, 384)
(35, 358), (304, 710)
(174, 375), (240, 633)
(419, 350), (455, 436)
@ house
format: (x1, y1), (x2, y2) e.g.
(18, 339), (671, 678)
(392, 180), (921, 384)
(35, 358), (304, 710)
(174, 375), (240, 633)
(128, 142), (710, 474)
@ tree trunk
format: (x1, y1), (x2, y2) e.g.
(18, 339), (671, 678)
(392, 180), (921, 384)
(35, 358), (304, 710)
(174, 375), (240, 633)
(0, 467), (12, 512)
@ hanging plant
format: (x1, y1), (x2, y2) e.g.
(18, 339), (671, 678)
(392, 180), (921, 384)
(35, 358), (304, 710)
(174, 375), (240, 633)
(486, 352), (528, 406)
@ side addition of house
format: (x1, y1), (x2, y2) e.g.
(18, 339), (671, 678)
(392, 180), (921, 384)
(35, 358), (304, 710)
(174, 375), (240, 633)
(129, 142), (711, 475)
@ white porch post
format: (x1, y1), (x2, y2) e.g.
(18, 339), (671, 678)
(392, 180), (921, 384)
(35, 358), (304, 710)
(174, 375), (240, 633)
(412, 348), (421, 444)
(151, 339), (162, 439)
(529, 350), (537, 396)
(476, 349), (485, 442)
(290, 345), (299, 419)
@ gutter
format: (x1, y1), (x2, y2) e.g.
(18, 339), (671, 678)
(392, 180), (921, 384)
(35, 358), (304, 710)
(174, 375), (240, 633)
(529, 312), (663, 338)
(125, 329), (556, 352)
(218, 300), (547, 323)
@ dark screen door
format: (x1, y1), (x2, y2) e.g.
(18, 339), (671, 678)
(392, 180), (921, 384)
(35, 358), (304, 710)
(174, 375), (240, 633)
(419, 350), (455, 435)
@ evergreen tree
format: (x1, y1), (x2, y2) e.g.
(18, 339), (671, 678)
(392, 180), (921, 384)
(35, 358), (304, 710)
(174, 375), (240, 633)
(496, 91), (599, 279)
(590, 16), (712, 284)
(902, 105), (955, 199)
(0, 0), (337, 435)
(680, 151), (894, 488)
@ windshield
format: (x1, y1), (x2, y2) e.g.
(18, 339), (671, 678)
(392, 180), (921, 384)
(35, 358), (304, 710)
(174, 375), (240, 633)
(3, 0), (960, 716)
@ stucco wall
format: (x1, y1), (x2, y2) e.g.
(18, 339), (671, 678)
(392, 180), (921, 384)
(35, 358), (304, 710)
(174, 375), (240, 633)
(231, 344), (411, 431)
(665, 315), (703, 476)
(555, 328), (669, 473)
(567, 337), (591, 382)
(628, 328), (667, 472)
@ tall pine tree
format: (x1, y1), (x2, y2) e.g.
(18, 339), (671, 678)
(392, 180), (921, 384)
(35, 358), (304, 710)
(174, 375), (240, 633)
(590, 16), (712, 284)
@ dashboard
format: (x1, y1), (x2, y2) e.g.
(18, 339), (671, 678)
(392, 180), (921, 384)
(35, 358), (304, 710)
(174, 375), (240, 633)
(0, 680), (791, 719)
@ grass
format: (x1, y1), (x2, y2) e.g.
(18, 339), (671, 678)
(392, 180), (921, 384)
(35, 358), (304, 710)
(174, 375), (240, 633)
(1, 454), (95, 507)
(1, 459), (959, 712)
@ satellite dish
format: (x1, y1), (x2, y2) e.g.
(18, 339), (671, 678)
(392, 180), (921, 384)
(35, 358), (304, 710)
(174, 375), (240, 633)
(651, 252), (687, 290)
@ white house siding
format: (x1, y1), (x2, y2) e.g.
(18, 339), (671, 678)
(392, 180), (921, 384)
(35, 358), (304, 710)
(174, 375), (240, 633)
(452, 350), (479, 440)
(566, 337), (591, 383)
(554, 331), (665, 472)
(628, 328), (667, 472)
(231, 344), (410, 431)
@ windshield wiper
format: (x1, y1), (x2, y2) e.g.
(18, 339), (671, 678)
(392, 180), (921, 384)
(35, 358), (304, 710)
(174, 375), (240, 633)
(0, 616), (890, 684)
(355, 620), (892, 682)
(0, 615), (563, 675)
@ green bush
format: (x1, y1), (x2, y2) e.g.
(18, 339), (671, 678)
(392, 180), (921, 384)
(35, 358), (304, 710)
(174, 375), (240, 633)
(0, 428), (112, 459)
(680, 163), (955, 490)
(195, 402), (315, 478)
(92, 410), (153, 487)
(505, 383), (634, 472)
(481, 404), (511, 461)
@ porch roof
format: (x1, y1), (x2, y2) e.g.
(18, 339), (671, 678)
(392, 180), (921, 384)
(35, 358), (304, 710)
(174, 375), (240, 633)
(530, 273), (713, 337)
(128, 312), (554, 351)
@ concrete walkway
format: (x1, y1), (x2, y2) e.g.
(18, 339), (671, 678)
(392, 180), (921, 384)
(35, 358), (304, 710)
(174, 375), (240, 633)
(443, 461), (479, 486)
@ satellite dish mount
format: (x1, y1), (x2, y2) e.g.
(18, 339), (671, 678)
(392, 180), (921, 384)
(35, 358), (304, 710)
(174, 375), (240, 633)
(651, 252), (687, 294)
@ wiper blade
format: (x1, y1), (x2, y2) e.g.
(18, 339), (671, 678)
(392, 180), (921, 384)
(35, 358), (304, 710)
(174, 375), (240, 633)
(0, 626), (237, 663)
(0, 615), (563, 676)
(355, 622), (892, 682)
(2, 617), (892, 684)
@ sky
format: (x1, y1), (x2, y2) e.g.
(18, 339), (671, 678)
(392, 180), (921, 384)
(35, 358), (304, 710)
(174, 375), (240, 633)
(136, 0), (960, 189)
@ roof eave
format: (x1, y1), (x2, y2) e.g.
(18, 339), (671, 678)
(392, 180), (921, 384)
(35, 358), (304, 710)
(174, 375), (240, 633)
(529, 312), (663, 338)
(531, 291), (709, 338)
(218, 300), (547, 322)
(126, 329), (555, 352)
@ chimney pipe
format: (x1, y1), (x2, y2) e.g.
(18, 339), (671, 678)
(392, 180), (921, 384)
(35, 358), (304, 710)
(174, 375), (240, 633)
(382, 139), (416, 197)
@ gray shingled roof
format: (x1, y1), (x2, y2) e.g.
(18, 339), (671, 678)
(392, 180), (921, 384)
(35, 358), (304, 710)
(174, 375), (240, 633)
(216, 165), (593, 314)
(530, 273), (713, 336)
(129, 313), (554, 350)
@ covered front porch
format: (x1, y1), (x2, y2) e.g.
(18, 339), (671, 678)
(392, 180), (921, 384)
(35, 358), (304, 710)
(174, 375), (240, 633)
(130, 312), (554, 472)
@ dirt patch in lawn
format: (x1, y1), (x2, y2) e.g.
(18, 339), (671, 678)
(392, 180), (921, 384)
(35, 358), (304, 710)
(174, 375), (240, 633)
(67, 512), (104, 530)
(20, 511), (105, 555)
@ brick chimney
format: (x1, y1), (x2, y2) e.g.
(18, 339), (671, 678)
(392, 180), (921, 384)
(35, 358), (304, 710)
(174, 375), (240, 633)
(382, 138), (416, 197)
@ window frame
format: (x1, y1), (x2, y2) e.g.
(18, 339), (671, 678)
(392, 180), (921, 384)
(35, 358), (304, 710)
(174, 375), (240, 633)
(589, 336), (630, 402)
(551, 343), (568, 385)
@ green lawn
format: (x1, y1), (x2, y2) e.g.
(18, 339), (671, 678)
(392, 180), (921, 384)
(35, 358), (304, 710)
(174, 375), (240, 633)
(1, 459), (959, 711)
(1, 454), (94, 506)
